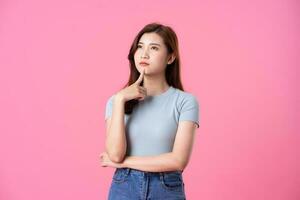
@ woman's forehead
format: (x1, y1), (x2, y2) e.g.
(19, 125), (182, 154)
(139, 32), (164, 44)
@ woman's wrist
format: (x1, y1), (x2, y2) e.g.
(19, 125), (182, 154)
(119, 157), (128, 168)
(114, 93), (126, 104)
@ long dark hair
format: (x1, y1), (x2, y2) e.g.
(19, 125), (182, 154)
(123, 22), (184, 114)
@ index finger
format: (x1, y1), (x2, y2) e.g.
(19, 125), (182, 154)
(135, 68), (145, 84)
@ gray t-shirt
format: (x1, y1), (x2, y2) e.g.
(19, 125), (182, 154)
(104, 86), (200, 156)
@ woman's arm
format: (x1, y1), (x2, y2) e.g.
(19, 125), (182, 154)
(120, 152), (182, 172)
(105, 95), (127, 163)
(101, 121), (197, 172)
(105, 70), (146, 163)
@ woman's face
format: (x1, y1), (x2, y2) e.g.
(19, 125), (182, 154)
(134, 32), (172, 76)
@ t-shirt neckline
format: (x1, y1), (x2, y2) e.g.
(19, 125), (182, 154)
(147, 86), (175, 99)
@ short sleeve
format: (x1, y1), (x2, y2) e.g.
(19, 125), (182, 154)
(178, 95), (200, 128)
(105, 95), (114, 121)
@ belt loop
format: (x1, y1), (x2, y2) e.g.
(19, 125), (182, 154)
(159, 172), (163, 180)
(125, 167), (131, 176)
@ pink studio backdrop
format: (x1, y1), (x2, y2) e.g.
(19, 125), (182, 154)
(0, 0), (299, 200)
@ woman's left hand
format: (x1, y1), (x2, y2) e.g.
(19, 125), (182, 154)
(100, 152), (123, 168)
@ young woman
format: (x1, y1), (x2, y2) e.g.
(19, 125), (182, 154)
(100, 22), (200, 200)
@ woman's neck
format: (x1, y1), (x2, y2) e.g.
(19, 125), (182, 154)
(142, 76), (169, 96)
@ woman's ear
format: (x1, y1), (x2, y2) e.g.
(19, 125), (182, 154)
(167, 54), (176, 65)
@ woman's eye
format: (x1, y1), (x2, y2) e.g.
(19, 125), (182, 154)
(137, 45), (158, 50)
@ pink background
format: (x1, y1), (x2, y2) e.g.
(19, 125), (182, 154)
(0, 0), (299, 199)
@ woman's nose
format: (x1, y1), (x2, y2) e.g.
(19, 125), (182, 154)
(141, 49), (149, 59)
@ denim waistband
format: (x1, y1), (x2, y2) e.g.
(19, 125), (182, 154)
(118, 167), (183, 177)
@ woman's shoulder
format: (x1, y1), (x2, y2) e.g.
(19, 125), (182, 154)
(173, 87), (199, 102)
(106, 94), (115, 104)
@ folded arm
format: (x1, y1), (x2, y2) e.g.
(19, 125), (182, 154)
(114, 121), (198, 172)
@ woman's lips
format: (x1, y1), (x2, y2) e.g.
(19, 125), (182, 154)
(140, 63), (149, 66)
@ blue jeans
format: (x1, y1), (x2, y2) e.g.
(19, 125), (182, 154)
(108, 168), (186, 200)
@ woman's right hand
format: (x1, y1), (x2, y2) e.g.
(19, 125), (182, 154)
(116, 68), (147, 102)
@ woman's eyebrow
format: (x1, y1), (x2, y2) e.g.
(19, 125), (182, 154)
(138, 42), (161, 46)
